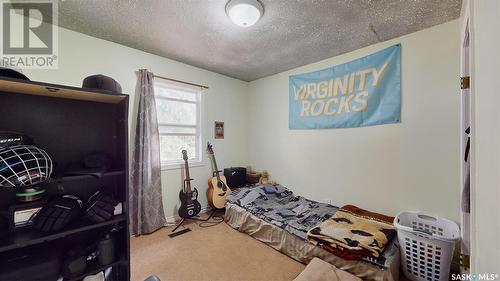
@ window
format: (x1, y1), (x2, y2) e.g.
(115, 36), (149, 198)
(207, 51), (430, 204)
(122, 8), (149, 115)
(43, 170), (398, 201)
(154, 79), (204, 169)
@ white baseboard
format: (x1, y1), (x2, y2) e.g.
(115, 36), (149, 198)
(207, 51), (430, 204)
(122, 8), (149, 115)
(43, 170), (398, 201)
(164, 206), (212, 226)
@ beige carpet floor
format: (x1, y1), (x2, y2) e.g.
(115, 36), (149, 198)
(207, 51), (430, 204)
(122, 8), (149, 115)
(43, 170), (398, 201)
(131, 218), (306, 281)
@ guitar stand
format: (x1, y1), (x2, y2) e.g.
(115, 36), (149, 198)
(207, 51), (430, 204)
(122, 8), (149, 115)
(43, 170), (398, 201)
(168, 208), (219, 238)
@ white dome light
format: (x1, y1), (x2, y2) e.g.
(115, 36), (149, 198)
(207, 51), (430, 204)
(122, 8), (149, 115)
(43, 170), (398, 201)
(226, 0), (264, 27)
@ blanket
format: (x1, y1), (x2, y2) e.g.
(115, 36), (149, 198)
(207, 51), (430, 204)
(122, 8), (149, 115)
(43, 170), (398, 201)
(226, 184), (338, 239)
(307, 205), (396, 260)
(227, 185), (399, 269)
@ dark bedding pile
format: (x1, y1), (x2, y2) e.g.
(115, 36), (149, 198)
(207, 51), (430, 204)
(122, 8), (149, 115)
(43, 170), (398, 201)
(226, 184), (399, 269)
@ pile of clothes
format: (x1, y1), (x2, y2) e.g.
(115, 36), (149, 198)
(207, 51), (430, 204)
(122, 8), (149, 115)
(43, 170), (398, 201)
(307, 205), (396, 261)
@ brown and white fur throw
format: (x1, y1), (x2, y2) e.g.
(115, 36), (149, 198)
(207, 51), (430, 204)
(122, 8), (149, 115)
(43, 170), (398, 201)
(307, 205), (396, 260)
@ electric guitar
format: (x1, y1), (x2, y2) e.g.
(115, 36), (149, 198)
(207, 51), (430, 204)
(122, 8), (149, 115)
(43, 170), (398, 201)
(207, 142), (231, 209)
(178, 150), (201, 218)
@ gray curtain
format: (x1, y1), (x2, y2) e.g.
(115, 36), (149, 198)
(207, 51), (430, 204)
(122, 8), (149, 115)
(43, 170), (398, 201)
(130, 69), (167, 235)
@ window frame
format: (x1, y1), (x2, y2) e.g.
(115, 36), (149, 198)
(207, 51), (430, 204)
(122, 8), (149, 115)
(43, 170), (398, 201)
(153, 80), (205, 170)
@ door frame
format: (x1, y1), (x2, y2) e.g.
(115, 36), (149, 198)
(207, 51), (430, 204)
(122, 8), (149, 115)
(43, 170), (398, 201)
(459, 0), (471, 273)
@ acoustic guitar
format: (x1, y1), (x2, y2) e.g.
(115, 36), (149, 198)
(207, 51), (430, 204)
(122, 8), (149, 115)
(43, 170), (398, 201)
(207, 142), (231, 209)
(178, 150), (201, 218)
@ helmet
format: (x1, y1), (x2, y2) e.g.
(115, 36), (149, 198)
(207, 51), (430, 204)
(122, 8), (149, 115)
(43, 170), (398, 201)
(0, 145), (53, 188)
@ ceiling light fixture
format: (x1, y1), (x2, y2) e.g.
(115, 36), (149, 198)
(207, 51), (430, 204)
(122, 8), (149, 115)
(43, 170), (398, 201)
(226, 0), (264, 27)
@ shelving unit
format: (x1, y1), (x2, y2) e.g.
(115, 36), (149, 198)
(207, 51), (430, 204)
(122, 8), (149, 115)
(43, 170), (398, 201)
(46, 170), (126, 184)
(0, 215), (126, 253)
(0, 77), (130, 280)
(65, 259), (128, 281)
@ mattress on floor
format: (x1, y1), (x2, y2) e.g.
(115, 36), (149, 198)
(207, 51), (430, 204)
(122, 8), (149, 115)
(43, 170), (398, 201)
(225, 185), (400, 281)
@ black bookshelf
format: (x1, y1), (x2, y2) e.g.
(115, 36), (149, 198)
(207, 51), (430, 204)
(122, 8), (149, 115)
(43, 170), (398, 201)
(0, 215), (127, 253)
(0, 77), (130, 280)
(65, 259), (128, 281)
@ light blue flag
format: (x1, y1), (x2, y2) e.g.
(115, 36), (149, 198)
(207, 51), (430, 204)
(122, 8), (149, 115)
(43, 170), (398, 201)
(289, 44), (401, 129)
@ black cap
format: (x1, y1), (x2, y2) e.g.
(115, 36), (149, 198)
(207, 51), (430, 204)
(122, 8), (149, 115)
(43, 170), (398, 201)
(0, 67), (29, 80)
(82, 74), (122, 94)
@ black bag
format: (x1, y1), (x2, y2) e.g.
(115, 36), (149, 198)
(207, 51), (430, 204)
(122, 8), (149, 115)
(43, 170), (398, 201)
(61, 245), (88, 279)
(224, 167), (247, 188)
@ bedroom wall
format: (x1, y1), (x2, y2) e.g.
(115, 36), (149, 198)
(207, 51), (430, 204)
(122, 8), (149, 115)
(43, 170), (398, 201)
(21, 25), (249, 221)
(13, 16), (460, 225)
(246, 20), (460, 221)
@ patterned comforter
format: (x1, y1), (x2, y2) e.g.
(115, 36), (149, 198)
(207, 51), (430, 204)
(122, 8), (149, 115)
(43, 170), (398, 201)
(226, 184), (399, 269)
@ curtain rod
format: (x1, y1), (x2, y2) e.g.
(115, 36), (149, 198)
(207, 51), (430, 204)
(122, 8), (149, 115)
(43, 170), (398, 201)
(153, 74), (209, 89)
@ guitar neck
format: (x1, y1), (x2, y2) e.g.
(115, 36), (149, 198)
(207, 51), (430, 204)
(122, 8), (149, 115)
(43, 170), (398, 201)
(184, 159), (192, 192)
(209, 153), (221, 181)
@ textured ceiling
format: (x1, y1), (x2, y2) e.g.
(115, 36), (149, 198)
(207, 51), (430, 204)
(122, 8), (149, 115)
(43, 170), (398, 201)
(57, 0), (462, 81)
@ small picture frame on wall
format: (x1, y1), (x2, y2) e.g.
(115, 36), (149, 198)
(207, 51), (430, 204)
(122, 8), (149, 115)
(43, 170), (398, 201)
(214, 121), (224, 139)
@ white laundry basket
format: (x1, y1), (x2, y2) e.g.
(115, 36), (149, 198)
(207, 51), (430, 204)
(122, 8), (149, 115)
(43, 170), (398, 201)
(394, 211), (460, 281)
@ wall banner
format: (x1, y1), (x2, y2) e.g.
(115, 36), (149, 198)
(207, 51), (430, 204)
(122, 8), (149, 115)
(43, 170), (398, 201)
(289, 44), (401, 129)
